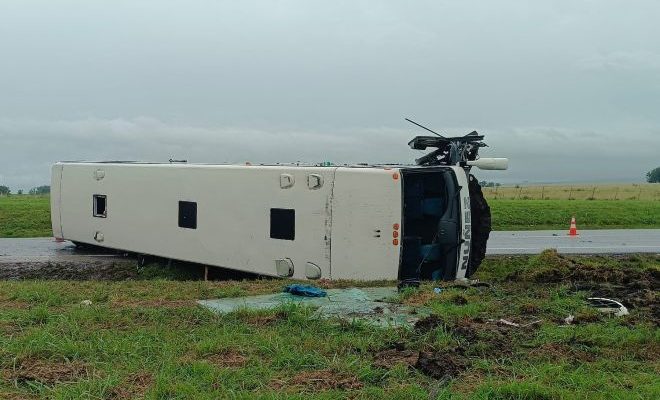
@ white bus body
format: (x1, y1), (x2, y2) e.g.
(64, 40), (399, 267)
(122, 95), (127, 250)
(51, 162), (472, 281)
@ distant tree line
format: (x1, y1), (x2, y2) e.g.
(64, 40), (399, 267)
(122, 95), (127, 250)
(0, 185), (50, 195)
(29, 185), (51, 195)
(648, 167), (660, 183)
(479, 181), (501, 187)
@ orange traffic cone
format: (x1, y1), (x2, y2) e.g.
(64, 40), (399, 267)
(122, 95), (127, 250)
(568, 216), (578, 236)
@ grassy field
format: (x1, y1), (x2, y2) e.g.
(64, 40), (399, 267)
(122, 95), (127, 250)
(2, 193), (659, 237)
(0, 252), (658, 398)
(490, 199), (660, 230)
(484, 183), (660, 201)
(0, 196), (51, 238)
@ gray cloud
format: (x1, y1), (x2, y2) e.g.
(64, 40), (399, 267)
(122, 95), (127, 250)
(1, 117), (657, 190)
(577, 51), (660, 71)
(1, 1), (659, 190)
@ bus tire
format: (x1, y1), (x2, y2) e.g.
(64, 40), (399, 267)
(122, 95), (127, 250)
(467, 175), (491, 278)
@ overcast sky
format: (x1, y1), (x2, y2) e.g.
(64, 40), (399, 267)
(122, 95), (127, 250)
(1, 0), (659, 190)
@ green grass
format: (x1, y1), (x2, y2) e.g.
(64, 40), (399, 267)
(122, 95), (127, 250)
(0, 253), (658, 399)
(484, 183), (660, 201)
(490, 199), (660, 230)
(1, 195), (659, 238)
(0, 195), (51, 237)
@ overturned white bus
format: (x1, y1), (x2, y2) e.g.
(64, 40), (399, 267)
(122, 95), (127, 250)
(51, 124), (507, 283)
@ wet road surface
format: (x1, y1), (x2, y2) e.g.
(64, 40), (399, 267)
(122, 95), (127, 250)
(0, 238), (135, 280)
(488, 229), (660, 255)
(0, 229), (658, 264)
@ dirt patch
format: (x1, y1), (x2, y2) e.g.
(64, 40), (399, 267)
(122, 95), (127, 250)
(2, 358), (90, 385)
(573, 311), (603, 324)
(0, 321), (22, 336)
(242, 311), (287, 327)
(179, 350), (248, 369)
(109, 372), (154, 399)
(528, 343), (597, 363)
(205, 350), (247, 368)
(508, 251), (659, 323)
(0, 300), (30, 309)
(401, 290), (437, 306)
(518, 303), (540, 315)
(414, 315), (445, 333)
(451, 295), (468, 305)
(111, 299), (194, 308)
(0, 392), (38, 400)
(373, 349), (419, 369)
(416, 349), (469, 381)
(270, 369), (363, 391)
(450, 317), (539, 357)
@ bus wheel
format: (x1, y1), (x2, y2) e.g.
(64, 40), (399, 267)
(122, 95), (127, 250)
(467, 175), (491, 278)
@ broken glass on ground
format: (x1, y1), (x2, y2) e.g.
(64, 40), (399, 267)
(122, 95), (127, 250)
(198, 286), (429, 327)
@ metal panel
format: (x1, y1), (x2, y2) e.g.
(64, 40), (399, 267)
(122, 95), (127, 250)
(50, 164), (64, 239)
(58, 164), (336, 279)
(330, 168), (402, 280)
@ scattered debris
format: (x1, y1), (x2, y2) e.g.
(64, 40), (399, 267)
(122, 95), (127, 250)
(199, 287), (429, 327)
(433, 287), (443, 294)
(80, 299), (92, 306)
(563, 315), (575, 325)
(451, 317), (540, 356)
(507, 250), (658, 325)
(587, 297), (629, 317)
(488, 318), (542, 328)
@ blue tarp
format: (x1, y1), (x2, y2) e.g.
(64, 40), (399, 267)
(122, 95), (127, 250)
(283, 284), (327, 297)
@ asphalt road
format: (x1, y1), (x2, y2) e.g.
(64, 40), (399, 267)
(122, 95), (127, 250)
(488, 229), (660, 255)
(0, 238), (127, 262)
(0, 229), (658, 264)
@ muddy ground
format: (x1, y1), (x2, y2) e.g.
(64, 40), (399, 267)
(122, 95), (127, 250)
(0, 255), (256, 281)
(506, 250), (659, 323)
(0, 260), (139, 280)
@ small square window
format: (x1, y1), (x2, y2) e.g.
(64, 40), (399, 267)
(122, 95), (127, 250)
(178, 201), (197, 229)
(93, 195), (107, 218)
(270, 208), (295, 240)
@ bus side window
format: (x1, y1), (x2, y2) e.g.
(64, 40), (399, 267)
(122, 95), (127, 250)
(270, 208), (295, 240)
(93, 195), (107, 218)
(178, 201), (197, 229)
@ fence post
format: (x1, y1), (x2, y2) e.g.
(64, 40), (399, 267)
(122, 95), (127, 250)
(568, 186), (573, 200)
(541, 186), (545, 200)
